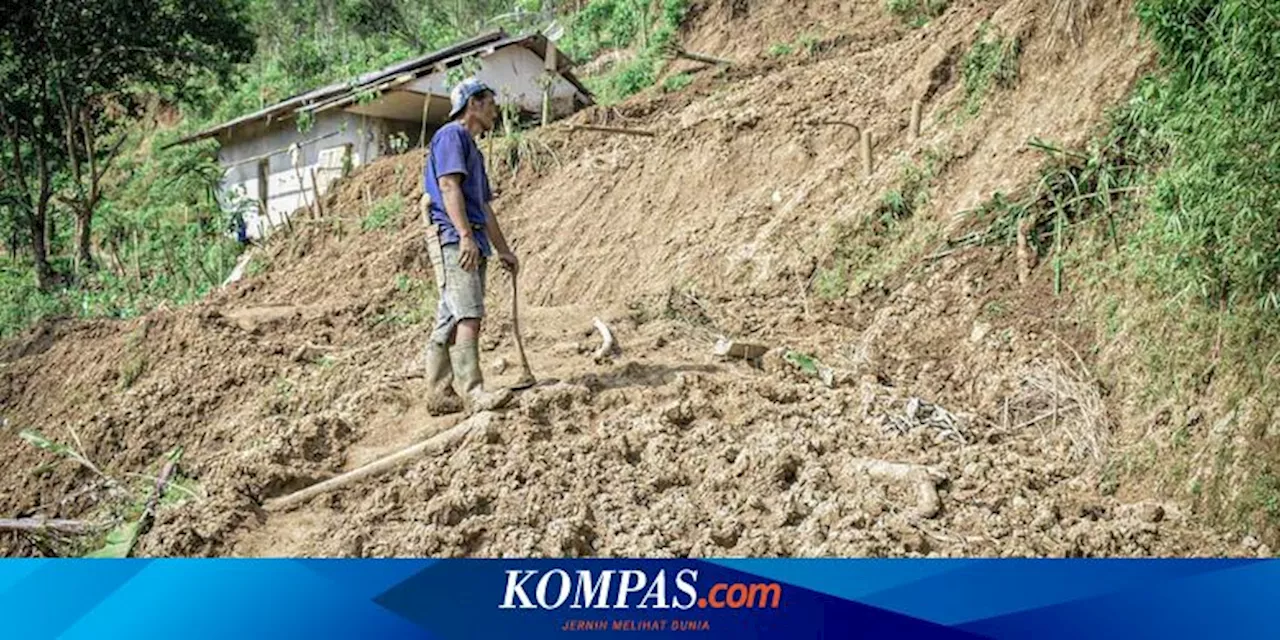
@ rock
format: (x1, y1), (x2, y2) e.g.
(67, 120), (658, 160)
(1139, 503), (1165, 523)
(291, 343), (327, 363)
(969, 322), (992, 344)
(490, 357), (509, 375)
(713, 337), (768, 360)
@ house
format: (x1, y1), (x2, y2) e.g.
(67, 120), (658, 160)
(171, 30), (592, 239)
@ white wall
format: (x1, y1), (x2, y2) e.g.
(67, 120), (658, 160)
(214, 45), (584, 239)
(407, 45), (580, 119)
(217, 111), (387, 239)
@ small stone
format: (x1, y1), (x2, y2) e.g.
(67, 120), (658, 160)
(490, 357), (509, 375)
(970, 322), (992, 344)
(1243, 534), (1260, 550)
(1031, 505), (1059, 531)
(713, 337), (768, 360)
(1139, 503), (1165, 523)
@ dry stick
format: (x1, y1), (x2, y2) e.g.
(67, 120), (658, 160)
(910, 99), (923, 139)
(860, 128), (874, 175)
(308, 167), (325, 219)
(674, 48), (735, 66)
(849, 458), (948, 519)
(263, 412), (491, 513)
(0, 517), (101, 535)
(568, 124), (655, 138)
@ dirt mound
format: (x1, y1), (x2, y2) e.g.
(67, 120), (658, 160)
(0, 0), (1255, 558)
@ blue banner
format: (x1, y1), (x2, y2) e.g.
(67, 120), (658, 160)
(0, 559), (1273, 638)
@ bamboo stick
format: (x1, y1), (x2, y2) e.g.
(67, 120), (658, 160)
(860, 129), (874, 175)
(0, 517), (100, 535)
(263, 412), (494, 513)
(910, 99), (922, 139)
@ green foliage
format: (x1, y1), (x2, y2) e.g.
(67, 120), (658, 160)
(797, 34), (822, 57)
(362, 195), (404, 231)
(816, 149), (946, 298)
(373, 274), (438, 327)
(886, 0), (948, 26)
(568, 0), (689, 104)
(662, 73), (693, 93)
(767, 43), (794, 57)
(0, 130), (245, 337)
(877, 150), (942, 222)
(1127, 0), (1280, 313)
(961, 23), (1021, 116)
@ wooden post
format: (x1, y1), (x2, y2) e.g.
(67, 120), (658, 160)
(309, 167), (325, 219)
(910, 99), (923, 140)
(418, 95), (431, 149)
(860, 128), (874, 175)
(544, 42), (558, 72)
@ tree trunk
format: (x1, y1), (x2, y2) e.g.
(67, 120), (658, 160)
(29, 211), (53, 290)
(74, 210), (95, 273)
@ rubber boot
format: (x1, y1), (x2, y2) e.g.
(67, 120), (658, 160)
(423, 341), (464, 415)
(449, 339), (513, 413)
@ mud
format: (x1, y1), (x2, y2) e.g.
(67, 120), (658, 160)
(0, 0), (1256, 558)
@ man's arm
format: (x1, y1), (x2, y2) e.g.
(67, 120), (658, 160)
(483, 201), (518, 273)
(439, 173), (481, 271)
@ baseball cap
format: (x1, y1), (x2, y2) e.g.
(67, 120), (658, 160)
(448, 77), (494, 120)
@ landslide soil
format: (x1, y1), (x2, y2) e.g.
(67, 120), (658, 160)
(0, 0), (1255, 557)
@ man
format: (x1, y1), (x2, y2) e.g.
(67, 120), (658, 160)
(421, 77), (518, 415)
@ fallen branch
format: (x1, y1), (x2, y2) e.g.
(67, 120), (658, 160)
(674, 48), (735, 66)
(569, 124), (655, 138)
(0, 517), (102, 535)
(263, 412), (494, 513)
(849, 458), (948, 519)
(141, 457), (177, 525)
(592, 317), (617, 363)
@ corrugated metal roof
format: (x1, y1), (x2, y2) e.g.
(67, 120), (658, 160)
(170, 29), (590, 148)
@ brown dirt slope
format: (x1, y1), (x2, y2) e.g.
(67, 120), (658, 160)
(0, 0), (1257, 557)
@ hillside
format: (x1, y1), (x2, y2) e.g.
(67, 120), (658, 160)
(1, 0), (1270, 558)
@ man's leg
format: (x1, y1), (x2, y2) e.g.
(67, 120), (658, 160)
(423, 231), (463, 415)
(442, 250), (511, 412)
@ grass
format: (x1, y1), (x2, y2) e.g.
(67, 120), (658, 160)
(371, 274), (438, 328)
(662, 72), (693, 93)
(934, 0), (1280, 545)
(886, 0), (948, 27)
(362, 195), (403, 231)
(814, 147), (948, 299)
(767, 43), (794, 57)
(961, 23), (1022, 117)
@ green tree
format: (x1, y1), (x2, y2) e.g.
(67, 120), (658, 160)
(0, 0), (252, 287)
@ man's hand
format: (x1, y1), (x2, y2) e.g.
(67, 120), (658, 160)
(458, 235), (482, 272)
(498, 250), (519, 274)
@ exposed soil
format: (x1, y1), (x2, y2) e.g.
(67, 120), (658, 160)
(0, 0), (1259, 558)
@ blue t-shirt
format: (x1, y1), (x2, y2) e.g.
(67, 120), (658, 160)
(425, 121), (492, 255)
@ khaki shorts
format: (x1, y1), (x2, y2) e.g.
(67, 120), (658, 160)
(426, 226), (487, 345)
